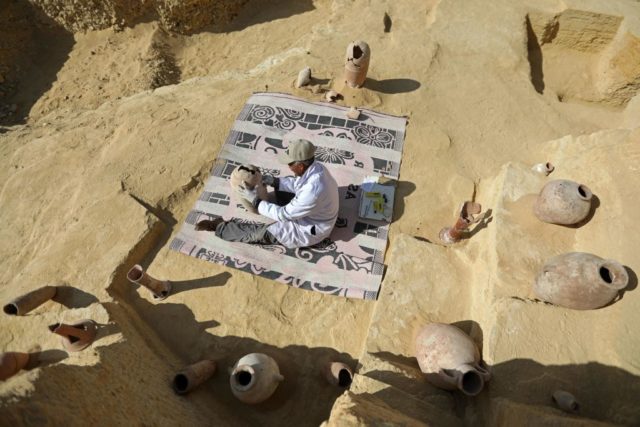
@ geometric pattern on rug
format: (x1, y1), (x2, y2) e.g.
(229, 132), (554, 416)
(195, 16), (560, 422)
(171, 92), (407, 300)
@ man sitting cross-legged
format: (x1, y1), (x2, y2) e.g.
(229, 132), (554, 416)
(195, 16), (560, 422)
(195, 139), (339, 249)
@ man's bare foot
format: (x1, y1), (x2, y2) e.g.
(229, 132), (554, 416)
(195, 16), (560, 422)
(195, 218), (225, 232)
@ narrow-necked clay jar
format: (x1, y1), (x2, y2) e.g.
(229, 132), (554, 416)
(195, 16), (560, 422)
(415, 323), (491, 396)
(0, 352), (31, 381)
(344, 41), (370, 88)
(4, 286), (57, 316)
(533, 179), (592, 225)
(534, 252), (628, 310)
(230, 353), (284, 404)
(173, 360), (217, 395)
(531, 162), (554, 176)
(552, 390), (580, 413)
(49, 319), (98, 352)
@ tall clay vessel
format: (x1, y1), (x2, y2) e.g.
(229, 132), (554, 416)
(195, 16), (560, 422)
(173, 360), (217, 395)
(127, 265), (172, 300)
(415, 323), (491, 396)
(534, 252), (628, 310)
(533, 179), (593, 225)
(0, 352), (30, 381)
(4, 286), (57, 316)
(230, 353), (284, 404)
(344, 41), (370, 88)
(49, 319), (97, 352)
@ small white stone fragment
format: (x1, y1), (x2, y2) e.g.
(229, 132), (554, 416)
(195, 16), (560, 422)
(296, 67), (311, 88)
(346, 107), (360, 119)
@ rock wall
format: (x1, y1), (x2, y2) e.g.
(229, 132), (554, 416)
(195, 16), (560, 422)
(27, 0), (248, 33)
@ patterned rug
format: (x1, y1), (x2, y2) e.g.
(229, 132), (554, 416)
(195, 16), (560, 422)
(170, 92), (407, 300)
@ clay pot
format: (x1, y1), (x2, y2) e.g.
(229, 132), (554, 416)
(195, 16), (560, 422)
(0, 352), (30, 381)
(324, 362), (353, 387)
(344, 41), (370, 88)
(229, 164), (269, 214)
(415, 323), (491, 396)
(4, 286), (57, 316)
(49, 319), (97, 352)
(173, 360), (217, 395)
(230, 353), (284, 404)
(439, 201), (483, 244)
(532, 162), (554, 176)
(534, 252), (628, 310)
(127, 265), (172, 300)
(552, 390), (580, 413)
(533, 179), (592, 225)
(296, 67), (311, 88)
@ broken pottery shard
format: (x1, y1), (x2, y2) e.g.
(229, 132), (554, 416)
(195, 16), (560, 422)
(344, 41), (370, 88)
(415, 323), (491, 396)
(346, 107), (360, 120)
(296, 67), (312, 88)
(230, 353), (284, 404)
(0, 352), (30, 381)
(324, 362), (353, 387)
(229, 164), (269, 215)
(49, 319), (97, 352)
(439, 201), (483, 244)
(325, 90), (341, 102)
(531, 162), (554, 176)
(533, 179), (592, 225)
(127, 265), (172, 300)
(3, 286), (57, 316)
(534, 252), (628, 310)
(173, 360), (217, 395)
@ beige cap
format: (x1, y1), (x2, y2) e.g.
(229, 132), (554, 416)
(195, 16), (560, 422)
(280, 139), (316, 164)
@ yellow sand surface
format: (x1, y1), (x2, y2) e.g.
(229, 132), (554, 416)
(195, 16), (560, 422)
(1, 0), (639, 425)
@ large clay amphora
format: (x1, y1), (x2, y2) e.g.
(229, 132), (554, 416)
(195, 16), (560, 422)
(230, 353), (284, 404)
(415, 323), (491, 396)
(534, 252), (628, 310)
(533, 179), (592, 225)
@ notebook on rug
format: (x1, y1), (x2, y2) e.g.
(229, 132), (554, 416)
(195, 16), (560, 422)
(170, 92), (407, 300)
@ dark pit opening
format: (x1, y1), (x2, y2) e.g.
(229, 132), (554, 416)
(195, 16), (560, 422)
(173, 374), (189, 394)
(600, 266), (613, 284)
(48, 323), (60, 332)
(236, 371), (252, 386)
(3, 303), (18, 315)
(338, 369), (352, 387)
(352, 45), (363, 59)
(462, 371), (483, 396)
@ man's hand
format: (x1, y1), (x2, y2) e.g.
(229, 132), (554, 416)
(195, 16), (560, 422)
(236, 184), (259, 205)
(261, 174), (279, 188)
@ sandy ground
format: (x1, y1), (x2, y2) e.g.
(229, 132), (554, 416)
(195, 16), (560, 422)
(1, 0), (639, 425)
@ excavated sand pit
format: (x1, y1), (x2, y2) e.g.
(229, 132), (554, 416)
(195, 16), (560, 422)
(1, 0), (639, 425)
